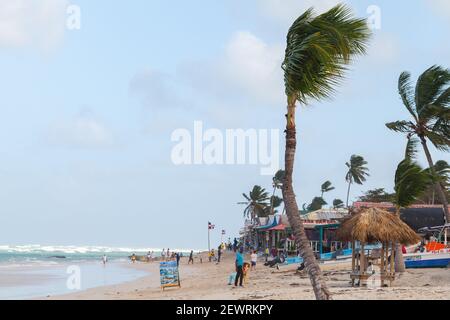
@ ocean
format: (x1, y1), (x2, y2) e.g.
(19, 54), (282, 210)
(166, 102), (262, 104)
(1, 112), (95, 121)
(0, 245), (194, 300)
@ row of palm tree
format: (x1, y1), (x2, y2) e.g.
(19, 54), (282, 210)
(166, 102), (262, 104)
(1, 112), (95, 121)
(304, 154), (370, 212)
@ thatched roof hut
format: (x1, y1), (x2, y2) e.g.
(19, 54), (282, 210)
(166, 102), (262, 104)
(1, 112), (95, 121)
(337, 208), (420, 245)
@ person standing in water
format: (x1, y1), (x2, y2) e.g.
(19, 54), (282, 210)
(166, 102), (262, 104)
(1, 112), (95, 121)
(102, 254), (107, 266)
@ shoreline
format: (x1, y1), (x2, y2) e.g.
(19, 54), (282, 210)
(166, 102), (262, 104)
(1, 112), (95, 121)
(42, 251), (450, 300)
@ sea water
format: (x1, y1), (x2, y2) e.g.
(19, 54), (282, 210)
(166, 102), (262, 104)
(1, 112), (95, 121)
(0, 245), (190, 300)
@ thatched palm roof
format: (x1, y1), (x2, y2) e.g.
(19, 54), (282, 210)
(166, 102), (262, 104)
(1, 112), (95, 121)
(337, 208), (420, 244)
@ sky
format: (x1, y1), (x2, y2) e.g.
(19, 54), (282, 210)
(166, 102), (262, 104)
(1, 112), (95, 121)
(0, 0), (449, 249)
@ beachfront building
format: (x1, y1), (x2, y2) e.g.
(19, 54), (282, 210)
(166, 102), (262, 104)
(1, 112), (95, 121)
(242, 208), (350, 257)
(353, 202), (448, 241)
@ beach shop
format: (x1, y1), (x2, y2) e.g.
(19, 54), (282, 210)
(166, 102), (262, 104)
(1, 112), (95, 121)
(244, 209), (351, 259)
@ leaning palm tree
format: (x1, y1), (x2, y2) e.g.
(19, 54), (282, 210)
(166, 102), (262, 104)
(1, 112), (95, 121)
(321, 181), (335, 198)
(270, 170), (286, 214)
(281, 5), (370, 300)
(386, 66), (450, 222)
(345, 155), (370, 207)
(393, 139), (431, 272)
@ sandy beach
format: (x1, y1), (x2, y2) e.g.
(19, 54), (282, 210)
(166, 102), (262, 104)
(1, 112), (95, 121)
(43, 251), (450, 300)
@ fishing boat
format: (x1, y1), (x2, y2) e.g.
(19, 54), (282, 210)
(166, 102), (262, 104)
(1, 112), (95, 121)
(404, 224), (450, 269)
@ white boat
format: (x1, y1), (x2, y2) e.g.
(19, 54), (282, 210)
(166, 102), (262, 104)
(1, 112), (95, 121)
(404, 224), (450, 269)
(404, 249), (450, 268)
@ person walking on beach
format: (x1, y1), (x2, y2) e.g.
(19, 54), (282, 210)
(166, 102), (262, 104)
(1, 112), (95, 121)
(167, 248), (170, 260)
(235, 247), (245, 287)
(161, 248), (166, 261)
(131, 253), (136, 264)
(102, 254), (107, 266)
(233, 238), (238, 252)
(176, 252), (181, 266)
(251, 250), (257, 271)
(188, 250), (194, 264)
(217, 245), (222, 263)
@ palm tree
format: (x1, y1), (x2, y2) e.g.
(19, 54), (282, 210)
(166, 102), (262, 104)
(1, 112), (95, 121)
(345, 155), (370, 207)
(281, 5), (370, 300)
(239, 186), (270, 222)
(321, 181), (335, 198)
(271, 170), (285, 214)
(392, 139), (431, 272)
(428, 160), (450, 204)
(264, 196), (283, 216)
(307, 197), (327, 211)
(333, 199), (345, 209)
(386, 66), (450, 222)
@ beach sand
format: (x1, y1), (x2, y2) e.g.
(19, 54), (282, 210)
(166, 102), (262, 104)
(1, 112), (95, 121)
(44, 251), (450, 300)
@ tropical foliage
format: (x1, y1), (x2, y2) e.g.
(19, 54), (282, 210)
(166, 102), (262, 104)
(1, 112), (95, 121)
(333, 199), (345, 209)
(345, 155), (370, 207)
(386, 66), (450, 221)
(239, 186), (270, 221)
(321, 181), (335, 198)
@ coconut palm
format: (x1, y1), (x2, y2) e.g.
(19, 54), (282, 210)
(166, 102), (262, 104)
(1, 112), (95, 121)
(386, 66), (450, 222)
(281, 5), (370, 300)
(333, 199), (345, 209)
(307, 197), (327, 212)
(270, 170), (286, 214)
(392, 140), (432, 271)
(345, 155), (370, 207)
(264, 196), (283, 216)
(321, 181), (335, 198)
(239, 186), (270, 222)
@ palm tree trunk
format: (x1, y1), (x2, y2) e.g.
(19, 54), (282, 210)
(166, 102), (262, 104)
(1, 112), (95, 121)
(420, 137), (450, 223)
(282, 98), (331, 300)
(346, 181), (352, 208)
(394, 208), (406, 272)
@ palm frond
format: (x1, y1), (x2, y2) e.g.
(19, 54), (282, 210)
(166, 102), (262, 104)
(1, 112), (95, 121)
(283, 4), (371, 104)
(415, 65), (450, 116)
(394, 159), (432, 208)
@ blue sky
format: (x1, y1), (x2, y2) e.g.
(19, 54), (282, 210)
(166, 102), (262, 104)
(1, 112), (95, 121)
(0, 0), (448, 249)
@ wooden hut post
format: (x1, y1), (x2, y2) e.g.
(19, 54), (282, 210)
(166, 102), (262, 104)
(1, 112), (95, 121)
(380, 242), (385, 287)
(351, 241), (356, 287)
(389, 241), (395, 286)
(360, 242), (365, 275)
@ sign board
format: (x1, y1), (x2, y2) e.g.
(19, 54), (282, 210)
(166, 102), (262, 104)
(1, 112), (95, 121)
(159, 261), (181, 290)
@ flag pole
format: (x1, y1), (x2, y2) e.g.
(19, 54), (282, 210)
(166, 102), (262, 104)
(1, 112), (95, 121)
(208, 222), (211, 253)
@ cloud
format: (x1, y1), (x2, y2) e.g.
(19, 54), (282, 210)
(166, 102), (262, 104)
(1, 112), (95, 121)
(426, 0), (450, 19)
(0, 0), (68, 50)
(129, 69), (183, 109)
(365, 33), (400, 64)
(258, 0), (341, 24)
(180, 31), (284, 107)
(48, 110), (114, 148)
